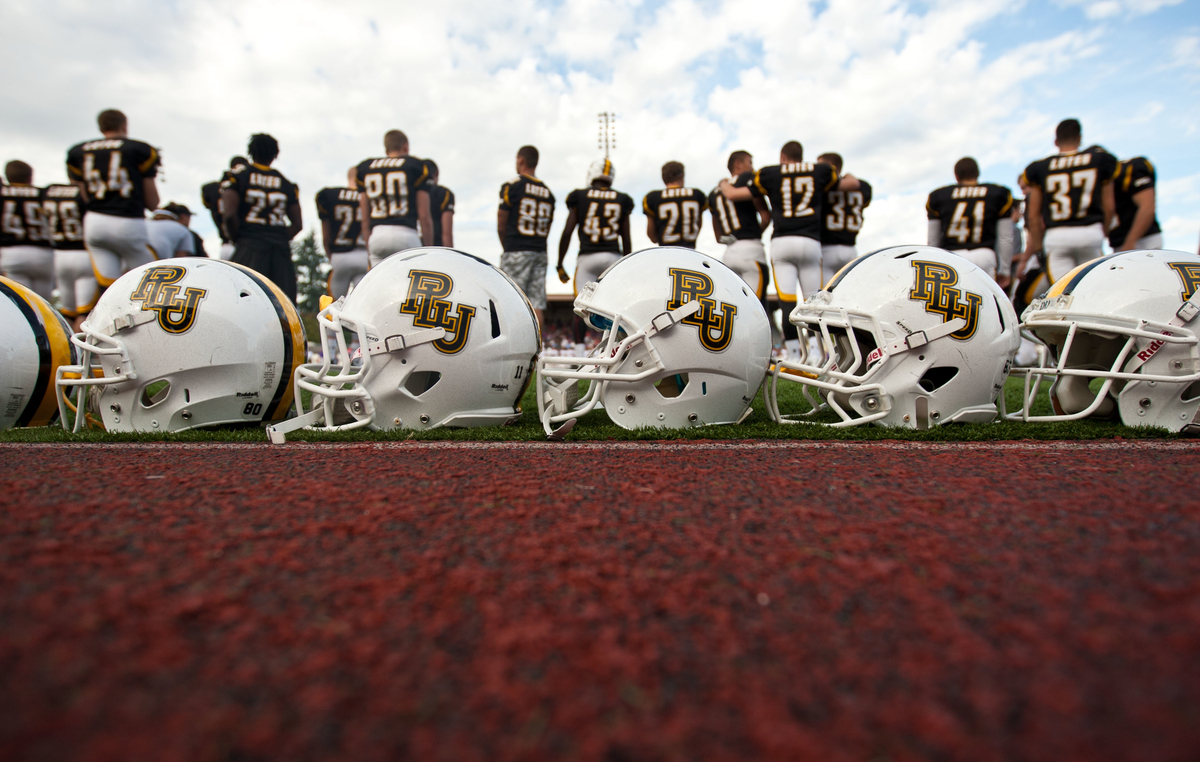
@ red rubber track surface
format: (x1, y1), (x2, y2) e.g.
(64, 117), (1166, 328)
(2, 441), (1199, 762)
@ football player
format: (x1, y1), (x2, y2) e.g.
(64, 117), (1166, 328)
(926, 157), (1015, 287)
(356, 129), (435, 268)
(42, 181), (94, 328)
(1018, 119), (1118, 283)
(146, 204), (195, 258)
(426, 161), (455, 247)
(316, 168), (368, 299)
(1, 161), (54, 301)
(709, 150), (771, 301)
(1109, 154), (1161, 251)
(719, 141), (860, 360)
(497, 145), (555, 335)
(221, 133), (302, 301)
(817, 152), (872, 287)
(557, 158), (634, 292)
(66, 109), (160, 288)
(201, 156), (248, 259)
(642, 161), (707, 249)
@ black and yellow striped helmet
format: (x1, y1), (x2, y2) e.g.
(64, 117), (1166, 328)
(0, 276), (77, 429)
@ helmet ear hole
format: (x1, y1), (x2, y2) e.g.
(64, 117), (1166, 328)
(654, 373), (689, 398)
(489, 300), (501, 339)
(140, 380), (171, 408)
(403, 371), (442, 396)
(918, 366), (959, 392)
(1181, 379), (1200, 403)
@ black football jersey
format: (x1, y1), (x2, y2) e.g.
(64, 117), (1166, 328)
(926, 182), (1013, 251)
(1109, 157), (1161, 247)
(315, 186), (364, 253)
(821, 180), (873, 246)
(355, 156), (431, 229)
(65, 137), (160, 218)
(750, 162), (838, 240)
(566, 187), (634, 254)
(220, 163), (300, 243)
(642, 187), (707, 248)
(1021, 150), (1119, 229)
(708, 171), (762, 241)
(201, 173), (235, 243)
(1, 185), (51, 248)
(430, 185), (455, 247)
(42, 184), (85, 250)
(498, 175), (555, 252)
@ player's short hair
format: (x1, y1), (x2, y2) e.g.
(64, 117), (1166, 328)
(517, 145), (539, 170)
(661, 161), (684, 184)
(230, 155), (248, 169)
(247, 133), (279, 165)
(97, 109), (127, 133)
(383, 130), (408, 152)
(817, 152), (843, 172)
(426, 159), (439, 179)
(727, 150), (751, 174)
(163, 202), (192, 217)
(5, 160), (32, 184)
(954, 157), (980, 182)
(781, 141), (804, 162)
(1056, 119), (1082, 143)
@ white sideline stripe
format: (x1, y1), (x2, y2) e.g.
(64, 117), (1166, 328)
(3, 440), (1198, 452)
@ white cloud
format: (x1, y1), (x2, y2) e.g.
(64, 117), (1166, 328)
(1057, 0), (1184, 19)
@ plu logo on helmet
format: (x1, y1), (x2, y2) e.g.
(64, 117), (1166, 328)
(1167, 262), (1200, 302)
(129, 265), (207, 334)
(908, 260), (981, 340)
(666, 268), (737, 352)
(399, 269), (476, 354)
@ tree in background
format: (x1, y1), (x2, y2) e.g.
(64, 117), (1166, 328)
(291, 230), (330, 314)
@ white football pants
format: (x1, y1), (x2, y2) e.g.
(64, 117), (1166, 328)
(0, 245), (55, 301)
(83, 212), (155, 286)
(328, 247), (369, 299)
(820, 244), (858, 288)
(722, 239), (768, 297)
(55, 249), (100, 316)
(574, 251), (622, 295)
(1044, 223), (1105, 283)
(770, 235), (823, 302)
(367, 224), (422, 268)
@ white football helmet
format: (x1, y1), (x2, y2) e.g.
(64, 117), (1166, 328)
(269, 248), (540, 441)
(537, 246), (771, 436)
(585, 158), (615, 186)
(767, 246), (1019, 428)
(1, 276), (76, 429)
(1007, 249), (1200, 432)
(55, 259), (306, 433)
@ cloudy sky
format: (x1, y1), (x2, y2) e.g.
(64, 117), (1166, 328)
(2, 0), (1197, 295)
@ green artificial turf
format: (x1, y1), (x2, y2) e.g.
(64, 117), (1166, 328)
(0, 373), (1177, 444)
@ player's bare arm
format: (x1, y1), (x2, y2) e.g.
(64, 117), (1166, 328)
(1019, 185), (1045, 267)
(143, 177), (159, 211)
(286, 203), (303, 240)
(836, 174), (860, 191)
(496, 208), (508, 248)
(1117, 187), (1156, 251)
(321, 219), (336, 254)
(221, 187), (241, 240)
(359, 193), (372, 245)
(754, 196), (771, 231)
(441, 209), (454, 248)
(718, 179), (753, 202)
(647, 216), (659, 244)
(1101, 180), (1115, 242)
(557, 208), (579, 283)
(619, 215), (632, 255)
(417, 189), (433, 246)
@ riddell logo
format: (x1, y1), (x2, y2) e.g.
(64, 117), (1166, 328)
(236, 391), (260, 399)
(1137, 331), (1173, 362)
(491, 383), (509, 391)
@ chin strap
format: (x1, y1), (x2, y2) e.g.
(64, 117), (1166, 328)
(107, 311), (157, 335)
(266, 408), (325, 444)
(645, 299), (701, 338)
(1124, 292), (1200, 375)
(364, 327), (446, 355)
(880, 317), (966, 356)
